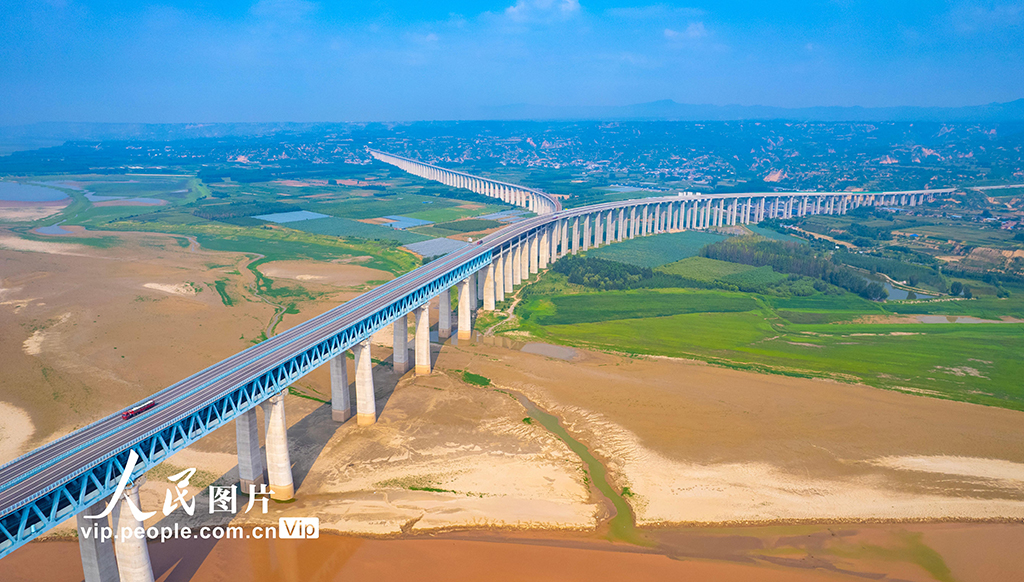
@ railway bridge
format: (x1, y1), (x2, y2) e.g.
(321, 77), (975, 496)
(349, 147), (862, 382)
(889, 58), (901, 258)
(0, 151), (946, 581)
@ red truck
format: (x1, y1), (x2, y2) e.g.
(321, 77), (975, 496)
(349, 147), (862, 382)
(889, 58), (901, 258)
(122, 400), (157, 420)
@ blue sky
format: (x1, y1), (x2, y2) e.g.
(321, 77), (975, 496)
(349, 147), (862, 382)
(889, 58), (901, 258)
(1, 0), (1022, 123)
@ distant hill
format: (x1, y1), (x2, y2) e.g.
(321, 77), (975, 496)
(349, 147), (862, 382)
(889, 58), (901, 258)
(482, 98), (1024, 123)
(2, 99), (1023, 145)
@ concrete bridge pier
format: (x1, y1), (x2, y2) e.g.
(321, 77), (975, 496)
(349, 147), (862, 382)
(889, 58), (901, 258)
(458, 279), (472, 340)
(112, 480), (154, 582)
(352, 340), (376, 426)
(494, 254), (505, 302)
(539, 228), (550, 269)
(330, 351), (353, 420)
(512, 243), (523, 285)
(483, 261), (496, 310)
(261, 392), (295, 500)
(503, 249), (514, 295)
(529, 233), (539, 275)
(476, 269), (485, 307)
(438, 288), (451, 339)
(236, 408), (265, 488)
(415, 305), (431, 375)
(392, 316), (409, 375)
(520, 237), (530, 279)
(78, 499), (120, 582)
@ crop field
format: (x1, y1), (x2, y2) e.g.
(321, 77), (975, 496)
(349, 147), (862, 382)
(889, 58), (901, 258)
(283, 216), (431, 244)
(901, 224), (1022, 248)
(519, 289), (759, 325)
(746, 224), (809, 243)
(402, 204), (509, 223)
(311, 194), (463, 220)
(586, 231), (727, 267)
(656, 256), (755, 282)
(720, 265), (788, 287)
(516, 272), (1024, 411)
(433, 218), (504, 232)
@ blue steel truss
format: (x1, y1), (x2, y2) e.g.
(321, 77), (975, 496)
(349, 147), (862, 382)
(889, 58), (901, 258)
(0, 251), (491, 558)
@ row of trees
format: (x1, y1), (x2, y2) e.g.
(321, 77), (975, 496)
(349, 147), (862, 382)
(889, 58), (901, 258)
(550, 255), (710, 291)
(701, 238), (889, 300)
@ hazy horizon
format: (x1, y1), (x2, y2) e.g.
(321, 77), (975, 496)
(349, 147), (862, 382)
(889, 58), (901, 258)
(2, 1), (1023, 124)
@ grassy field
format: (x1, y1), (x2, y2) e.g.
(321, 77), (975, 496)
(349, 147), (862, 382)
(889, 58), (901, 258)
(586, 231), (727, 267)
(746, 224), (809, 243)
(520, 289), (759, 325)
(283, 216), (431, 244)
(516, 274), (1024, 411)
(656, 256), (755, 281)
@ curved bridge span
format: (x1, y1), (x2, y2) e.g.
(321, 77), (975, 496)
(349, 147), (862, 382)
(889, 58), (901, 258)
(0, 153), (948, 578)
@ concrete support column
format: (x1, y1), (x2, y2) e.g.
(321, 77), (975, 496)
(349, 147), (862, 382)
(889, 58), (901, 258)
(330, 352), (353, 420)
(582, 216), (591, 251)
(415, 305), (431, 375)
(353, 340), (376, 426)
(391, 317), (408, 376)
(529, 233), (539, 275)
(606, 211), (614, 243)
(113, 481), (154, 582)
(592, 212), (601, 248)
(468, 272), (477, 310)
(572, 218), (580, 254)
(519, 239), (529, 279)
(539, 228), (550, 269)
(483, 261), (496, 310)
(509, 241), (520, 284)
(504, 249), (514, 294)
(458, 279), (472, 340)
(476, 269), (485, 306)
(617, 208), (624, 241)
(494, 254), (505, 302)
(653, 205), (660, 233)
(438, 288), (452, 339)
(561, 219), (569, 257)
(261, 392), (294, 500)
(78, 499), (120, 582)
(629, 207), (636, 238)
(236, 408), (264, 489)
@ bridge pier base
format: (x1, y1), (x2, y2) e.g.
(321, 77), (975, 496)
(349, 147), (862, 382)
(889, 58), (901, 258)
(330, 353), (352, 421)
(236, 408), (265, 488)
(415, 305), (431, 375)
(78, 499), (120, 582)
(261, 393), (295, 500)
(354, 340), (376, 425)
(392, 317), (409, 375)
(112, 480), (154, 582)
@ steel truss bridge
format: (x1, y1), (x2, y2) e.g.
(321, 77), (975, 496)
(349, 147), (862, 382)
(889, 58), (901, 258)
(0, 150), (946, 562)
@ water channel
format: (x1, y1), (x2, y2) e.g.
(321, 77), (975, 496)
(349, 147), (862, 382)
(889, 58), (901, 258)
(512, 392), (649, 546)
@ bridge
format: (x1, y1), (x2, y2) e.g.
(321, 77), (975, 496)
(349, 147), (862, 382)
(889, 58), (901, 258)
(0, 151), (945, 581)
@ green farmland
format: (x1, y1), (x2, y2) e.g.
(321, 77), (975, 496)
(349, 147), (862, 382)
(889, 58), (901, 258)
(517, 278), (1024, 411)
(586, 231), (727, 267)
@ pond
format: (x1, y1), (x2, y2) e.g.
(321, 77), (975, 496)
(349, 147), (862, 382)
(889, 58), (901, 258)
(858, 272), (935, 301)
(0, 182), (68, 202)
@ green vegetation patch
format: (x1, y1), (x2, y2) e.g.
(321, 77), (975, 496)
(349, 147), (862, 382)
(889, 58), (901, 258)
(587, 231), (727, 267)
(461, 371), (491, 386)
(521, 289), (758, 325)
(656, 256), (755, 282)
(283, 216), (430, 244)
(433, 218), (503, 232)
